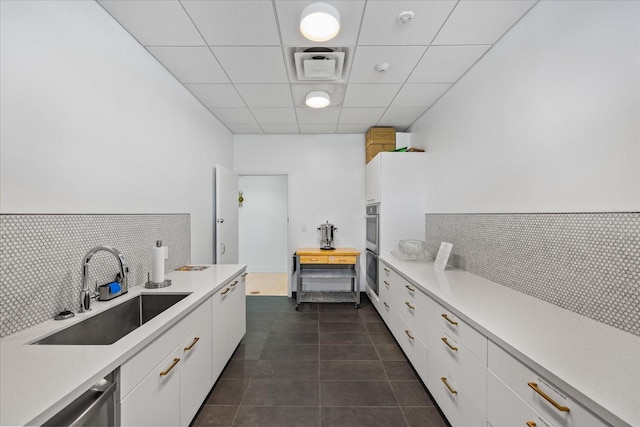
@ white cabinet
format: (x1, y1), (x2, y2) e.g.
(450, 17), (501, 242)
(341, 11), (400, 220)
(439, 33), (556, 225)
(212, 272), (247, 382)
(487, 341), (607, 427)
(120, 300), (212, 427)
(365, 152), (427, 255)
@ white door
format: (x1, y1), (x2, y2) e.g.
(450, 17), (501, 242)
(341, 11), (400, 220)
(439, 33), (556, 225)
(215, 164), (239, 264)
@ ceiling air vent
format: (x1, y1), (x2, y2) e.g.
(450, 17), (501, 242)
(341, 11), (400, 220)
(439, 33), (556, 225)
(293, 47), (346, 82)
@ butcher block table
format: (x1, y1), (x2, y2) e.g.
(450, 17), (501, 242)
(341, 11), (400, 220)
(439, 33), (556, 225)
(294, 248), (361, 309)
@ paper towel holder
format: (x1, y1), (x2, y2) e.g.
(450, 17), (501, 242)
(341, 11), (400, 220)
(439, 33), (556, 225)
(145, 271), (172, 289)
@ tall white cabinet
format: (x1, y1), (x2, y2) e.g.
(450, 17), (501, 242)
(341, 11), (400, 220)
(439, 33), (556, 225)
(365, 152), (428, 257)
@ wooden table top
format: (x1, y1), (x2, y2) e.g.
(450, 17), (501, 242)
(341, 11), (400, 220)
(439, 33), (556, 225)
(295, 247), (360, 256)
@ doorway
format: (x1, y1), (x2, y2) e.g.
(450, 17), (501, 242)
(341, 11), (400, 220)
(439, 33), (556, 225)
(238, 175), (289, 296)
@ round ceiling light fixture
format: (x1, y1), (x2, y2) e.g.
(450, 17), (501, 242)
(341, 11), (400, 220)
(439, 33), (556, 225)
(300, 3), (340, 42)
(305, 91), (331, 108)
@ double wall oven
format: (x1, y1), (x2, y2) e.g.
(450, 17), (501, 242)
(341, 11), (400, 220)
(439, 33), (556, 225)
(365, 204), (380, 297)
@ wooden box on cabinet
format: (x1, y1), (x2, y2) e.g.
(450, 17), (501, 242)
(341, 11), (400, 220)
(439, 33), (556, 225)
(366, 127), (396, 163)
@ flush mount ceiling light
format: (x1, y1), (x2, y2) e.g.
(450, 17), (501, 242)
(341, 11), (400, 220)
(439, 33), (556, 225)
(300, 3), (340, 42)
(305, 91), (331, 108)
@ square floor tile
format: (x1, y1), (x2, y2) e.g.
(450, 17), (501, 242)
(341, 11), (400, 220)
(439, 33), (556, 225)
(271, 320), (319, 333)
(321, 407), (407, 427)
(320, 344), (379, 361)
(382, 361), (419, 381)
(365, 321), (390, 333)
(319, 322), (367, 333)
(320, 360), (386, 380)
(319, 332), (372, 345)
(403, 406), (449, 427)
(205, 380), (250, 405)
(240, 331), (269, 345)
(321, 381), (398, 407)
(390, 381), (435, 407)
(260, 344), (319, 361)
(266, 332), (319, 345)
(320, 312), (363, 323)
(220, 359), (257, 380)
(252, 360), (319, 380)
(370, 332), (397, 346)
(232, 343), (265, 360)
(242, 380), (320, 406)
(375, 344), (407, 361)
(192, 405), (238, 426)
(234, 406), (320, 427)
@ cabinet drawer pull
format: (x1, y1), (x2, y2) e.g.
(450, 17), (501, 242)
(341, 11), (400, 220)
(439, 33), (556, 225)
(526, 422), (536, 427)
(241, 273), (248, 278)
(383, 268), (390, 273)
(184, 337), (200, 351)
(527, 382), (570, 412)
(441, 377), (457, 395)
(384, 280), (391, 286)
(441, 337), (458, 351)
(383, 302), (390, 308)
(230, 280), (238, 287)
(160, 358), (180, 376)
(405, 301), (415, 310)
(404, 330), (414, 340)
(405, 284), (415, 292)
(441, 313), (458, 325)
(221, 287), (230, 295)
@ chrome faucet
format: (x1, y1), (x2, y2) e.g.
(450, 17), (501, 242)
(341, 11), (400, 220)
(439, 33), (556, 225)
(80, 246), (128, 312)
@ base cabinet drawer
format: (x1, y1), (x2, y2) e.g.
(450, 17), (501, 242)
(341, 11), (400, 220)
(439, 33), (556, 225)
(488, 371), (555, 427)
(428, 353), (485, 427)
(397, 316), (428, 381)
(488, 342), (608, 427)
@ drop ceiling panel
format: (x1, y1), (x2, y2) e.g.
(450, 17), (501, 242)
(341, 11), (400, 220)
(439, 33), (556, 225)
(296, 107), (341, 124)
(339, 108), (386, 125)
(391, 83), (451, 108)
(275, 0), (366, 47)
(251, 108), (297, 125)
(99, 1), (204, 46)
(379, 107), (426, 129)
(185, 84), (245, 108)
(226, 123), (264, 134)
(261, 124), (300, 134)
(408, 45), (491, 83)
(208, 108), (256, 124)
(235, 84), (294, 108)
(147, 47), (230, 84)
(337, 124), (371, 133)
(343, 84), (402, 107)
(181, 1), (280, 46)
(358, 1), (456, 46)
(299, 123), (339, 134)
(433, 0), (537, 45)
(212, 47), (289, 84)
(349, 46), (427, 83)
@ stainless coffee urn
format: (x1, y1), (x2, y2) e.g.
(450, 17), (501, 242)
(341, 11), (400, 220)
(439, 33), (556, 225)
(318, 221), (337, 250)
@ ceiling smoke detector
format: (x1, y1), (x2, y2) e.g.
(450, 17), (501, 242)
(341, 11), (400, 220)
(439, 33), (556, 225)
(374, 62), (391, 74)
(397, 10), (415, 24)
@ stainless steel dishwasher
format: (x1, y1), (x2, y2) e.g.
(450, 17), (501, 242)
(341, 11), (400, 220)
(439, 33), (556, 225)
(43, 370), (119, 427)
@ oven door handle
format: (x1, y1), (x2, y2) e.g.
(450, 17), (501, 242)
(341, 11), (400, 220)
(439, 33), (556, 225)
(69, 381), (116, 427)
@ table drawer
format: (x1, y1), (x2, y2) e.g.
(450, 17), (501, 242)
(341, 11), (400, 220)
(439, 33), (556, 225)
(299, 255), (328, 264)
(328, 255), (357, 264)
(488, 341), (607, 427)
(425, 295), (488, 364)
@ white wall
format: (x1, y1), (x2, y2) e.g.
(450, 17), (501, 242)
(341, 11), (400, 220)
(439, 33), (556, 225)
(239, 175), (288, 273)
(234, 134), (366, 291)
(409, 0), (640, 213)
(0, 1), (234, 263)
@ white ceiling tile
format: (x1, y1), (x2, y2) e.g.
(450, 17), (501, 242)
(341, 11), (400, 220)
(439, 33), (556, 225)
(358, 1), (456, 46)
(408, 45), (491, 83)
(181, 1), (280, 46)
(299, 124), (338, 134)
(235, 84), (293, 108)
(379, 107), (426, 128)
(433, 0), (537, 45)
(260, 124), (301, 134)
(349, 46), (427, 84)
(275, 1), (365, 47)
(251, 108), (297, 125)
(226, 123), (264, 134)
(290, 83), (346, 108)
(339, 108), (386, 125)
(343, 84), (401, 107)
(98, 1), (204, 46)
(212, 47), (288, 84)
(147, 47), (229, 83)
(336, 124), (371, 133)
(209, 108), (256, 124)
(391, 83), (451, 108)
(296, 107), (341, 124)
(185, 84), (245, 107)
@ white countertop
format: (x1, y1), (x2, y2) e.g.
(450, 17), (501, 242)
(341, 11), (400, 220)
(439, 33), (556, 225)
(0, 264), (245, 427)
(381, 257), (640, 427)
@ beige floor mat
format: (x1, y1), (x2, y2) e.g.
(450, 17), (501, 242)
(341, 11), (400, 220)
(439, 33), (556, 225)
(245, 272), (288, 296)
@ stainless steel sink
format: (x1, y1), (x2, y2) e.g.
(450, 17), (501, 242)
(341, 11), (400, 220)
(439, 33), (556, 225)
(33, 294), (191, 345)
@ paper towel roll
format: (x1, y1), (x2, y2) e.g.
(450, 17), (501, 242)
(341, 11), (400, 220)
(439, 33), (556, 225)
(152, 243), (165, 283)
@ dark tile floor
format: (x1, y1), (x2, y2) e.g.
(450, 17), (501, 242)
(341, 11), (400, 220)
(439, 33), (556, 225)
(192, 296), (449, 427)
